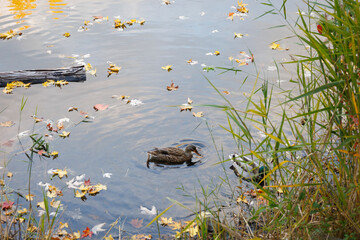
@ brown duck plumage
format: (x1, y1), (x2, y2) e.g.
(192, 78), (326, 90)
(146, 144), (201, 168)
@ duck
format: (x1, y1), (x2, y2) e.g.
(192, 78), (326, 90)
(229, 154), (269, 186)
(146, 144), (201, 168)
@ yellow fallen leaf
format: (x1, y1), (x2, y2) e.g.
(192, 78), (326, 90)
(59, 222), (68, 230)
(89, 68), (97, 76)
(270, 42), (281, 50)
(63, 32), (71, 37)
(25, 194), (35, 201)
(223, 90), (230, 95)
(50, 199), (61, 208)
(229, 56), (234, 61)
(168, 221), (182, 230)
(52, 169), (68, 179)
(37, 201), (45, 210)
(0, 121), (15, 127)
(84, 20), (90, 26)
(59, 131), (70, 138)
(17, 208), (28, 215)
(234, 32), (244, 39)
(160, 217), (174, 226)
(214, 51), (220, 56)
(236, 195), (249, 204)
(7, 172), (13, 178)
(187, 98), (193, 105)
(138, 20), (145, 25)
(161, 65), (172, 72)
(192, 112), (204, 117)
(75, 190), (87, 198)
(85, 63), (92, 71)
(105, 235), (114, 240)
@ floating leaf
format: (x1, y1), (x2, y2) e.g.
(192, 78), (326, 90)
(93, 104), (109, 111)
(270, 42), (281, 50)
(140, 206), (156, 215)
(1, 201), (14, 210)
(180, 105), (192, 112)
(161, 65), (172, 72)
(192, 112), (204, 118)
(236, 195), (248, 204)
(214, 51), (220, 56)
(130, 218), (143, 228)
(103, 172), (112, 178)
(63, 32), (71, 37)
(81, 227), (93, 238)
(160, 217), (174, 226)
(91, 222), (106, 235)
(68, 107), (78, 112)
(187, 98), (193, 105)
(234, 32), (244, 39)
(50, 151), (59, 159)
(0, 121), (15, 127)
(107, 63), (121, 76)
(51, 169), (68, 179)
(7, 172), (13, 178)
(59, 131), (70, 138)
(223, 90), (230, 95)
(167, 81), (179, 91)
(162, 0), (171, 5)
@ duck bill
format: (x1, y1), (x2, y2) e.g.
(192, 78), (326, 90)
(193, 149), (202, 156)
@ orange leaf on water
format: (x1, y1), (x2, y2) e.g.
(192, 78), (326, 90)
(81, 227), (93, 238)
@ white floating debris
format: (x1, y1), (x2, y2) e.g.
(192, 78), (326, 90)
(140, 205), (157, 215)
(211, 29), (219, 33)
(178, 16), (189, 20)
(103, 172), (112, 178)
(205, 52), (213, 56)
(92, 223), (106, 235)
(46, 50), (52, 54)
(17, 130), (30, 138)
(128, 99), (143, 106)
(200, 11), (205, 16)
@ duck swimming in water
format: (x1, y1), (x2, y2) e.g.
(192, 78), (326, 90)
(146, 144), (201, 168)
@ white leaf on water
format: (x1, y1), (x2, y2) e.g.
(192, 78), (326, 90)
(103, 172), (113, 178)
(18, 130), (30, 138)
(92, 222), (106, 235)
(140, 205), (157, 215)
(38, 182), (50, 191)
(129, 99), (143, 106)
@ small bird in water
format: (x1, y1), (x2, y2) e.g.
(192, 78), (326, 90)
(146, 144), (201, 168)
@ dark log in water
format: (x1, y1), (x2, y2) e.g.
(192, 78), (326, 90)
(0, 65), (86, 87)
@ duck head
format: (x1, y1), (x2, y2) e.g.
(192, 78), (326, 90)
(185, 144), (201, 156)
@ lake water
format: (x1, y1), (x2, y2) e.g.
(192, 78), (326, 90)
(0, 0), (302, 237)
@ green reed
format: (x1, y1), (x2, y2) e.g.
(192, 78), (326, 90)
(192, 0), (360, 239)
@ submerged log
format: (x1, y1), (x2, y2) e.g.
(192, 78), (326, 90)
(0, 65), (86, 87)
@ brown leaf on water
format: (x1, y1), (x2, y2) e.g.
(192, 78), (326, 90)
(0, 121), (15, 127)
(130, 218), (143, 228)
(68, 107), (78, 112)
(167, 81), (179, 91)
(223, 91), (230, 95)
(180, 105), (192, 112)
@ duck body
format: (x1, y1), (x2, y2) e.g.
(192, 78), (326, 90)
(229, 154), (269, 186)
(147, 145), (201, 168)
